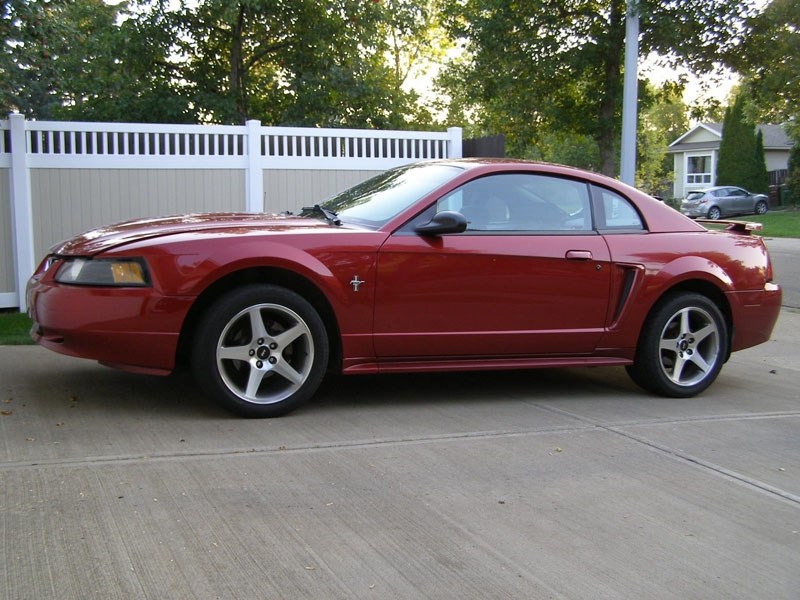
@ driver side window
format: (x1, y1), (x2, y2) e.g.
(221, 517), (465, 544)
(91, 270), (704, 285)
(435, 173), (592, 232)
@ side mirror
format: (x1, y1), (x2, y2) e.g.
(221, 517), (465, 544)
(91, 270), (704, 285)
(414, 211), (468, 236)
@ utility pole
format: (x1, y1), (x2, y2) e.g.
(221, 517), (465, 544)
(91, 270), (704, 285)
(620, 0), (639, 186)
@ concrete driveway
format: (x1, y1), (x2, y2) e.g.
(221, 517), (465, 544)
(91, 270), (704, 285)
(2, 309), (799, 599)
(766, 236), (800, 309)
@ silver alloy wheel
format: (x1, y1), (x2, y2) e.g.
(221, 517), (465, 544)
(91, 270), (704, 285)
(215, 303), (314, 405)
(658, 306), (720, 387)
(707, 206), (721, 220)
(755, 200), (768, 215)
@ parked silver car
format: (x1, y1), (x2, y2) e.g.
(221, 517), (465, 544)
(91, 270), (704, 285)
(680, 186), (769, 220)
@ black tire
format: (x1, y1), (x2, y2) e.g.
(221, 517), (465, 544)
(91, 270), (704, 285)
(626, 293), (728, 398)
(706, 206), (721, 220)
(192, 285), (329, 417)
(755, 200), (768, 215)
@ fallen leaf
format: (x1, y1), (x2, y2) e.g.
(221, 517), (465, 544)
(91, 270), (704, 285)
(1, 410), (11, 416)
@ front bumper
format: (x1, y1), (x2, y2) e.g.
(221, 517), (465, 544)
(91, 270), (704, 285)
(27, 274), (193, 374)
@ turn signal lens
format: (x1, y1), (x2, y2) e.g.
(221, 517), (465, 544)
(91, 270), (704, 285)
(110, 261), (146, 284)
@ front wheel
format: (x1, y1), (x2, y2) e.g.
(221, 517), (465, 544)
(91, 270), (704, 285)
(193, 285), (329, 417)
(626, 293), (728, 398)
(755, 200), (768, 215)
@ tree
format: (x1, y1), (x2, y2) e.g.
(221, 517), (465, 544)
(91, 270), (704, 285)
(716, 94), (767, 192)
(736, 0), (799, 124)
(439, 0), (755, 176)
(171, 0), (440, 127)
(636, 83), (689, 194)
(377, 0), (453, 128)
(752, 129), (769, 193)
(0, 0), (194, 122)
(785, 141), (800, 207)
(1, 0), (450, 128)
(1, 0), (88, 118)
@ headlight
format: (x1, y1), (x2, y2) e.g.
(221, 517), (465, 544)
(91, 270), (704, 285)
(55, 258), (150, 287)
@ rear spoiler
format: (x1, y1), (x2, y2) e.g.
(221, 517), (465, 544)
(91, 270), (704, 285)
(695, 219), (763, 235)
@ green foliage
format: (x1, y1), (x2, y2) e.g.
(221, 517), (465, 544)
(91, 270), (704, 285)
(0, 0), (195, 122)
(736, 0), (799, 124)
(635, 84), (689, 194)
(173, 0), (388, 125)
(1, 0), (448, 128)
(717, 95), (768, 192)
(0, 0), (783, 182)
(439, 0), (750, 176)
(753, 130), (769, 194)
(785, 142), (800, 207)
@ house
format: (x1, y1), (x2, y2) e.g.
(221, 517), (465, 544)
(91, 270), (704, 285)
(667, 123), (793, 199)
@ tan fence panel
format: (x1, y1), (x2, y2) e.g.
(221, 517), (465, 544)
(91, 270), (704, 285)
(0, 169), (14, 302)
(263, 169), (383, 215)
(30, 169), (244, 262)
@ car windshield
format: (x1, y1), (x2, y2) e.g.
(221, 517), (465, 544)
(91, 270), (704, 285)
(308, 163), (463, 229)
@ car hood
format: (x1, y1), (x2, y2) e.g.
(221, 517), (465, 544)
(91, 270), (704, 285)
(52, 213), (341, 256)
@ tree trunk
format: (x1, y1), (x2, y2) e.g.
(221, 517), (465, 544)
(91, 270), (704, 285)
(597, 0), (626, 177)
(229, 3), (247, 123)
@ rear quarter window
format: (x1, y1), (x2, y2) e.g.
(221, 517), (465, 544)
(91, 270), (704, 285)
(593, 187), (645, 231)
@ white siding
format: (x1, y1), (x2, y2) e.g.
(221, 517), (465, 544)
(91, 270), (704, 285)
(673, 154), (685, 199)
(682, 128), (721, 144)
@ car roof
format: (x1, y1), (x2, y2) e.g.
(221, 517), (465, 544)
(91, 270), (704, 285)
(688, 186), (743, 194)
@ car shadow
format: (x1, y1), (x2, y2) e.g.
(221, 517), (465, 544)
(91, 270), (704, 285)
(15, 357), (640, 421)
(307, 367), (641, 415)
(16, 363), (226, 419)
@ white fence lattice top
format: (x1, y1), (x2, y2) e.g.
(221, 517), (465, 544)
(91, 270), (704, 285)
(1, 118), (460, 170)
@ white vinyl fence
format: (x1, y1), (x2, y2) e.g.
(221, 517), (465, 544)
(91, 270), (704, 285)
(0, 114), (462, 310)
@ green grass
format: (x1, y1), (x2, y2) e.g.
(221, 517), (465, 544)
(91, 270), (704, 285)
(0, 311), (34, 345)
(732, 208), (800, 238)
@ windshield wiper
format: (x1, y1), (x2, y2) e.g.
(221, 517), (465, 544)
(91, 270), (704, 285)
(301, 204), (341, 226)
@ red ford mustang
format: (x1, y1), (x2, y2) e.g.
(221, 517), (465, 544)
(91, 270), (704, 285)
(27, 160), (782, 417)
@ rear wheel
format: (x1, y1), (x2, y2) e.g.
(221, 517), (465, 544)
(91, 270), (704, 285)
(193, 285), (329, 417)
(706, 206), (721, 220)
(626, 293), (728, 398)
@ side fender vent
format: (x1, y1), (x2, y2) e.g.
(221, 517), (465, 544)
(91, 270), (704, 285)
(612, 267), (637, 322)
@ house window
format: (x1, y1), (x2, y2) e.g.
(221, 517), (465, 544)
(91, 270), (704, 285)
(686, 155), (713, 185)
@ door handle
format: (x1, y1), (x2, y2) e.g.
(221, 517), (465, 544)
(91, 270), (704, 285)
(566, 250), (593, 260)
